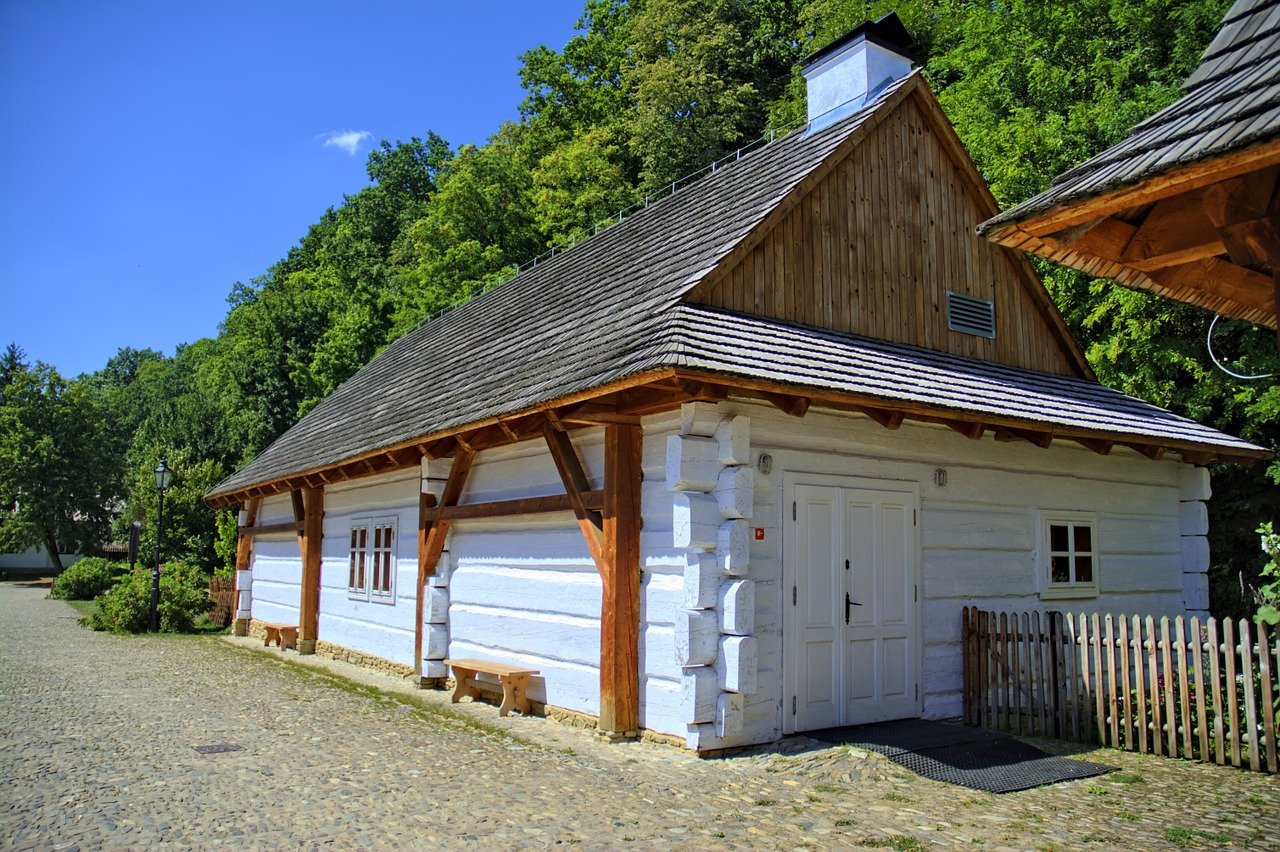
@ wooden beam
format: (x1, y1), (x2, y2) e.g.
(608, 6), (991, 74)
(556, 402), (642, 426)
(422, 490), (604, 523)
(1180, 451), (1214, 466)
(1074, 437), (1114, 456)
(942, 419), (985, 440)
(290, 490), (305, 524)
(1015, 138), (1280, 237)
(760, 391), (810, 418)
(1043, 216), (1136, 260)
(598, 423), (642, 736)
(543, 424), (605, 568)
(298, 487), (324, 654)
(1120, 189), (1226, 271)
(1146, 257), (1274, 314)
(1124, 443), (1166, 461)
(991, 426), (1053, 448)
(498, 420), (520, 442)
(856, 405), (904, 430)
(420, 447), (475, 580)
(237, 520), (303, 537)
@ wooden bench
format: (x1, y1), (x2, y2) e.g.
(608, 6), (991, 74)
(261, 622), (298, 651)
(444, 658), (539, 717)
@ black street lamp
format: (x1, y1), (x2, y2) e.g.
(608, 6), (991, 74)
(151, 456), (174, 632)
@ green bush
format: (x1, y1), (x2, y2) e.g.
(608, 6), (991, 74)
(89, 562), (211, 634)
(50, 557), (127, 600)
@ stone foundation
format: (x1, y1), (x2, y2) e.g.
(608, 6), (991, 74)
(314, 639), (414, 680)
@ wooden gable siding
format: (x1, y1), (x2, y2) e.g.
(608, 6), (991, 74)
(689, 97), (1080, 377)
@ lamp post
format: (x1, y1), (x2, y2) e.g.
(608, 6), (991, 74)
(151, 456), (173, 632)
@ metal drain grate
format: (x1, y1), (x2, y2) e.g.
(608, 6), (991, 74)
(193, 743), (245, 755)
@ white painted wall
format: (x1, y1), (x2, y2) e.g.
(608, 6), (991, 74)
(320, 470), (420, 665)
(668, 399), (1197, 751)
(0, 546), (84, 571)
(247, 493), (302, 626)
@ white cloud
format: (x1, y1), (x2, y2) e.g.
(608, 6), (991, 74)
(321, 129), (372, 156)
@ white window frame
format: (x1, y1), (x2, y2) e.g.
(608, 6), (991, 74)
(1038, 511), (1099, 600)
(348, 516), (397, 604)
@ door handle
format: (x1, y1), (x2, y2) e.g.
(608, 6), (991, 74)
(845, 592), (861, 623)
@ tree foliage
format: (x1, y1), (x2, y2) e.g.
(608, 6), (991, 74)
(0, 362), (118, 569)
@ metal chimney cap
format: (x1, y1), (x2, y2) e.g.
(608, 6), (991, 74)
(802, 11), (917, 71)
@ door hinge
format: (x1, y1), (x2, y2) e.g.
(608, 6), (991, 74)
(915, 684), (919, 701)
(792, 584), (797, 605)
(913, 508), (917, 526)
(792, 501), (797, 521)
(914, 584), (917, 602)
(792, 695), (797, 715)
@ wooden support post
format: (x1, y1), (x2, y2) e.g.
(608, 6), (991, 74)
(414, 490), (438, 680)
(598, 423), (642, 737)
(297, 487), (323, 655)
(231, 498), (259, 636)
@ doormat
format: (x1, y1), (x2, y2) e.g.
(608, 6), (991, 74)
(808, 719), (1112, 793)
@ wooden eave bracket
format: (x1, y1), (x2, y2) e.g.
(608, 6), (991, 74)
(760, 391), (810, 418)
(993, 426), (1053, 448)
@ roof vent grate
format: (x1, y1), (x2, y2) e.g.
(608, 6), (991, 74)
(946, 291), (996, 339)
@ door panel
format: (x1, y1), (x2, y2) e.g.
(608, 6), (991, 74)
(791, 480), (919, 731)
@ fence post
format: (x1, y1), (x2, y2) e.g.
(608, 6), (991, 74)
(1048, 611), (1062, 740)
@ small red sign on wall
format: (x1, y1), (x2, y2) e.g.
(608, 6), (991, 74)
(754, 528), (765, 541)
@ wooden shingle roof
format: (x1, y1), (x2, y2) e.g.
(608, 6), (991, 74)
(982, 0), (1280, 234)
(209, 73), (1267, 503)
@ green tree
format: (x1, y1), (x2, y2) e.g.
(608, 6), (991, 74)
(0, 342), (28, 405)
(0, 364), (117, 570)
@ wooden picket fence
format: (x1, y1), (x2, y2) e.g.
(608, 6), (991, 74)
(961, 606), (1279, 773)
(208, 576), (235, 627)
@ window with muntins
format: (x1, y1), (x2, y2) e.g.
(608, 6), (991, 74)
(348, 518), (396, 603)
(1040, 512), (1098, 599)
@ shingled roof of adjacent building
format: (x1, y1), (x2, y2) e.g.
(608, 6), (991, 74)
(981, 0), (1280, 232)
(209, 72), (1267, 501)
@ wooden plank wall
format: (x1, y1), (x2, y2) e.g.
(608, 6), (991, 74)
(692, 98), (1079, 377)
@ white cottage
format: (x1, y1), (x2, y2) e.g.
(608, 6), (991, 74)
(207, 15), (1269, 752)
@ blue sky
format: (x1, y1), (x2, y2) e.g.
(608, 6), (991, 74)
(0, 0), (585, 377)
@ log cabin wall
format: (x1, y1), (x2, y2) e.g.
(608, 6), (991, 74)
(689, 96), (1081, 377)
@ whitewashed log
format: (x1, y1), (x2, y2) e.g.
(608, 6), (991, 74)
(1182, 572), (1209, 611)
(238, 508), (249, 525)
(717, 519), (751, 576)
(236, 569), (252, 588)
(718, 580), (755, 636)
(1177, 465), (1211, 501)
(716, 691), (745, 737)
(715, 635), (758, 694)
(715, 466), (754, 519)
(715, 416), (751, 466)
(674, 493), (721, 551)
(424, 586), (450, 623)
(1178, 501), (1208, 536)
(1180, 535), (1210, 574)
(680, 402), (722, 437)
(683, 552), (722, 610)
(680, 665), (719, 723)
(423, 624), (449, 659)
(421, 456), (451, 497)
(674, 609), (720, 667)
(422, 660), (449, 679)
(666, 435), (721, 492)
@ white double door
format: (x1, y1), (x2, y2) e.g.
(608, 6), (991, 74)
(786, 477), (921, 732)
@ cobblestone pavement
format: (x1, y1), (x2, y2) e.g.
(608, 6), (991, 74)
(2, 582), (1277, 850)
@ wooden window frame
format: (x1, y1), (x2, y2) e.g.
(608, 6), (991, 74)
(1038, 511), (1099, 601)
(348, 516), (397, 605)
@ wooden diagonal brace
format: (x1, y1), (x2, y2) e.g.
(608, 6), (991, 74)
(544, 423), (606, 573)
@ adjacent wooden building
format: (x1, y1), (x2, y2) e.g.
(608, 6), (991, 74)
(981, 0), (1280, 339)
(208, 15), (1268, 751)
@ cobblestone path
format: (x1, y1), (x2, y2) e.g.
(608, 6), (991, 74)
(2, 582), (1277, 849)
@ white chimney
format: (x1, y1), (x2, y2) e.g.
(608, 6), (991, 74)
(802, 13), (915, 133)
